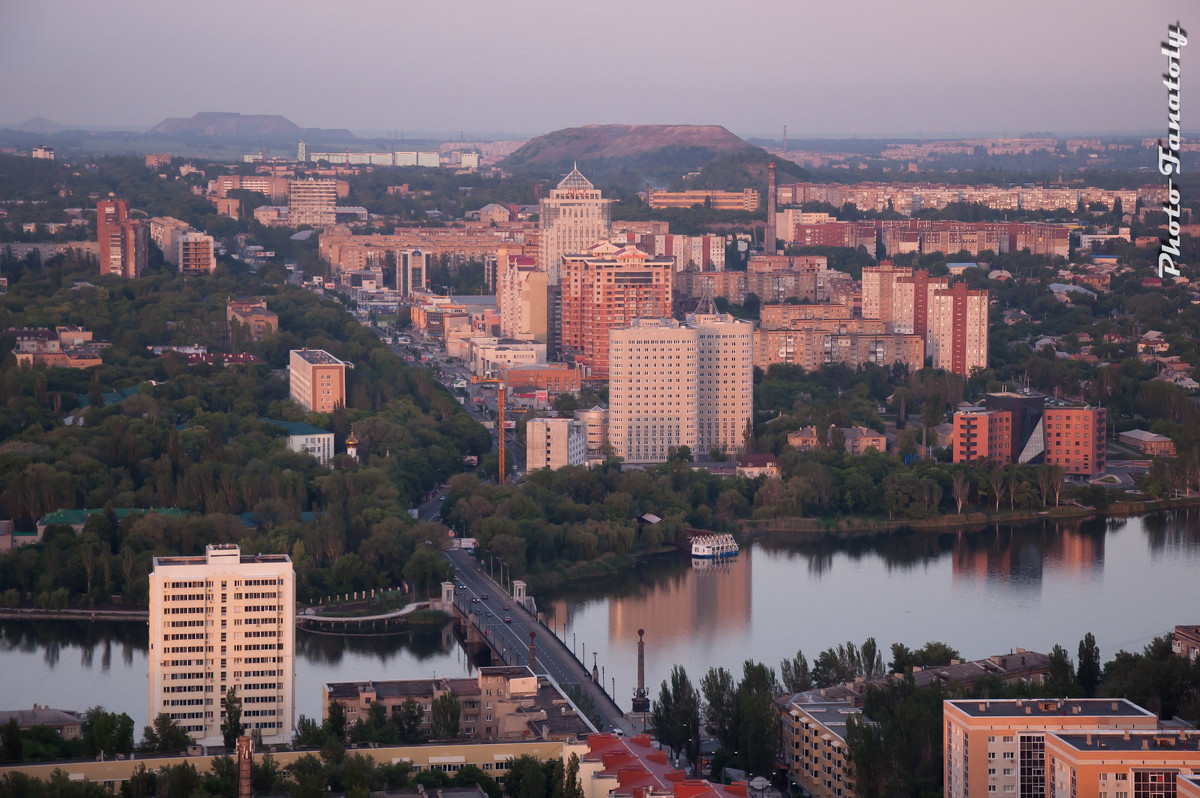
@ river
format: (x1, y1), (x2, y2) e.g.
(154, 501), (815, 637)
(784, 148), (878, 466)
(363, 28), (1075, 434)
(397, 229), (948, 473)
(2, 510), (1198, 726)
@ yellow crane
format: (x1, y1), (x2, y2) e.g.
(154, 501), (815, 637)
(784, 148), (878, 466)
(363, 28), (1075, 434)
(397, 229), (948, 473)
(470, 374), (507, 484)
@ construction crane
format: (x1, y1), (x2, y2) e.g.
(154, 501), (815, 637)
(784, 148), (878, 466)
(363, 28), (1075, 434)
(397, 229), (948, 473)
(470, 374), (507, 484)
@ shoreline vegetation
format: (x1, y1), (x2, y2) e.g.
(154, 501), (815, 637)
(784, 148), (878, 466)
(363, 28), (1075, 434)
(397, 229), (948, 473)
(1, 497), (1197, 622)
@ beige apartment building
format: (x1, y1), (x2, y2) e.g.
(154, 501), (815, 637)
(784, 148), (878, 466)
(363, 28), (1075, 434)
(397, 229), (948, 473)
(943, 698), (1158, 798)
(525, 417), (586, 471)
(148, 544), (295, 747)
(691, 312), (754, 457)
(289, 349), (347, 413)
(538, 166), (612, 284)
(783, 700), (859, 798)
(608, 313), (752, 464)
(288, 178), (338, 227)
(609, 319), (699, 464)
(499, 255), (549, 344)
(178, 230), (217, 274)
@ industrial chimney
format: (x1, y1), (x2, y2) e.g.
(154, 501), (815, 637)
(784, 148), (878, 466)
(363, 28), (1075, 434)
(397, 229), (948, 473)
(765, 162), (778, 255)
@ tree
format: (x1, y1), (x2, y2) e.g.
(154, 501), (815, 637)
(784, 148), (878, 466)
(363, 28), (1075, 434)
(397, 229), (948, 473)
(987, 470), (1006, 511)
(1, 717), (21, 763)
(650, 666), (700, 769)
(1048, 644), (1076, 691)
(700, 667), (737, 750)
(141, 713), (191, 754)
(780, 649), (812, 693)
(221, 687), (244, 749)
(398, 697), (424, 743)
(82, 707), (135, 757)
(951, 470), (971, 514)
(430, 693), (461, 739)
(505, 754), (547, 798)
(1078, 633), (1102, 698)
(324, 701), (347, 743)
(1036, 465), (1055, 508)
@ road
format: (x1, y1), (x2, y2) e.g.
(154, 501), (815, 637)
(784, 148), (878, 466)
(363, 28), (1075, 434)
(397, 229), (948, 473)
(444, 547), (629, 733)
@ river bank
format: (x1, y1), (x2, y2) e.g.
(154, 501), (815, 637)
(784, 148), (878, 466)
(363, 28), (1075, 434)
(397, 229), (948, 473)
(737, 495), (1200, 540)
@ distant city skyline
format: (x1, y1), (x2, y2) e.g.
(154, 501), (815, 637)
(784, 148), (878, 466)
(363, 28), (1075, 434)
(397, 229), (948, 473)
(0, 0), (1194, 140)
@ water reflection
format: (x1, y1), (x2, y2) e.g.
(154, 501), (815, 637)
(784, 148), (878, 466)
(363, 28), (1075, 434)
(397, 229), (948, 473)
(1142, 507), (1200, 554)
(295, 623), (470, 669)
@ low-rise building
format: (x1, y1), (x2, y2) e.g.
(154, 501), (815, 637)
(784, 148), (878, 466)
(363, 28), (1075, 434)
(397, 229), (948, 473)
(736, 453), (778, 478)
(1174, 625), (1200, 662)
(227, 297), (279, 341)
(526, 418), (586, 471)
(782, 700), (858, 798)
(0, 706), (83, 740)
(786, 425), (885, 455)
(265, 418), (335, 466)
(324, 666), (592, 741)
(9, 326), (106, 369)
(1119, 429), (1176, 456)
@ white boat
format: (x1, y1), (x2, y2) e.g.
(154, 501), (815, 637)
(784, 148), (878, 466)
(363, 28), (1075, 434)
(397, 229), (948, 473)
(690, 533), (739, 559)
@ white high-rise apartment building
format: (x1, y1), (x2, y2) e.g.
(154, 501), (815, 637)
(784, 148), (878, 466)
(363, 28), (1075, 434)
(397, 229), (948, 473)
(525, 417), (586, 471)
(538, 166), (612, 285)
(691, 313), (754, 457)
(149, 544), (295, 747)
(609, 319), (699, 464)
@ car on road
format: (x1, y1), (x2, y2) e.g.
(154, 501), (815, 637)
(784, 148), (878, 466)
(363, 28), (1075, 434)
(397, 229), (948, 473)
(503, 604), (509, 611)
(486, 610), (493, 617)
(481, 594), (487, 600)
(503, 616), (511, 623)
(471, 598), (479, 603)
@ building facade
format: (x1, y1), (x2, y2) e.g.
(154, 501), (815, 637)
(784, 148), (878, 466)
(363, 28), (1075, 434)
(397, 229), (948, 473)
(178, 230), (217, 274)
(498, 256), (549, 344)
(287, 179), (338, 227)
(943, 698), (1157, 798)
(148, 544), (295, 746)
(97, 199), (147, 279)
(538, 166), (612, 284)
(558, 243), (674, 379)
(929, 281), (989, 376)
(783, 700), (858, 798)
(1046, 730), (1200, 798)
(289, 349), (347, 413)
(691, 313), (754, 457)
(608, 319), (699, 464)
(1042, 406), (1107, 476)
(645, 188), (759, 211)
(526, 418), (586, 471)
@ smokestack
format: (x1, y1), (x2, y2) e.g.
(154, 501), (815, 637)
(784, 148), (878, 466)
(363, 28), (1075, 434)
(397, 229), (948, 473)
(765, 162), (777, 255)
(529, 631), (537, 671)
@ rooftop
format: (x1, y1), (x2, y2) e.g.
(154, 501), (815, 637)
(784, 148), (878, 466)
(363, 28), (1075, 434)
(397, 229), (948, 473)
(786, 701), (859, 743)
(1051, 730), (1200, 753)
(291, 348), (345, 366)
(1119, 429), (1171, 442)
(948, 698), (1154, 719)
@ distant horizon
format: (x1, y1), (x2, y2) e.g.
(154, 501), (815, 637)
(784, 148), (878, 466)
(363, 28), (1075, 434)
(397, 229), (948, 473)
(1, 0), (1191, 141)
(0, 112), (1174, 145)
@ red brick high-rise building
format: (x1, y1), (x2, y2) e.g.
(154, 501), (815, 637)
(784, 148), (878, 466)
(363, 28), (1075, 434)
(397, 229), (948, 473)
(1043, 406), (1106, 476)
(97, 199), (147, 279)
(558, 242), (673, 379)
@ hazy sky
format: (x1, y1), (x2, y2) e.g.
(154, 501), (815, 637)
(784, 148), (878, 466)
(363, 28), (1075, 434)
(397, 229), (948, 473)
(0, 0), (1194, 139)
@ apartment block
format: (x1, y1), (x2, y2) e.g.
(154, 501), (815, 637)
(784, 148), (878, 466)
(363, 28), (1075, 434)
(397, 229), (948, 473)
(148, 544), (295, 747)
(929, 281), (989, 376)
(861, 260), (911, 324)
(1046, 730), (1200, 798)
(287, 178), (338, 227)
(753, 328), (925, 374)
(498, 255), (549, 344)
(783, 701), (858, 798)
(149, 217), (192, 264)
(97, 199), (147, 278)
(9, 326), (105, 369)
(1174, 625), (1200, 662)
(787, 425), (885, 455)
(645, 188), (759, 211)
(539, 166), (612, 284)
(178, 230), (217, 274)
(289, 349), (347, 413)
(691, 312), (754, 457)
(608, 319), (699, 464)
(145, 153), (172, 170)
(573, 406), (609, 461)
(1043, 406), (1107, 476)
(559, 243), (673, 379)
(526, 417), (586, 471)
(943, 698), (1157, 798)
(506, 363), (582, 394)
(952, 408), (1013, 464)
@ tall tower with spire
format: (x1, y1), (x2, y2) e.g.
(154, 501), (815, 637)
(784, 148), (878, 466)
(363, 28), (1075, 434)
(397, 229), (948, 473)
(537, 164), (612, 286)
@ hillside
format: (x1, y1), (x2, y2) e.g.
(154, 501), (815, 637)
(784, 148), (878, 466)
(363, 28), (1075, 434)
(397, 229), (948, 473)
(502, 124), (758, 181)
(147, 112), (356, 143)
